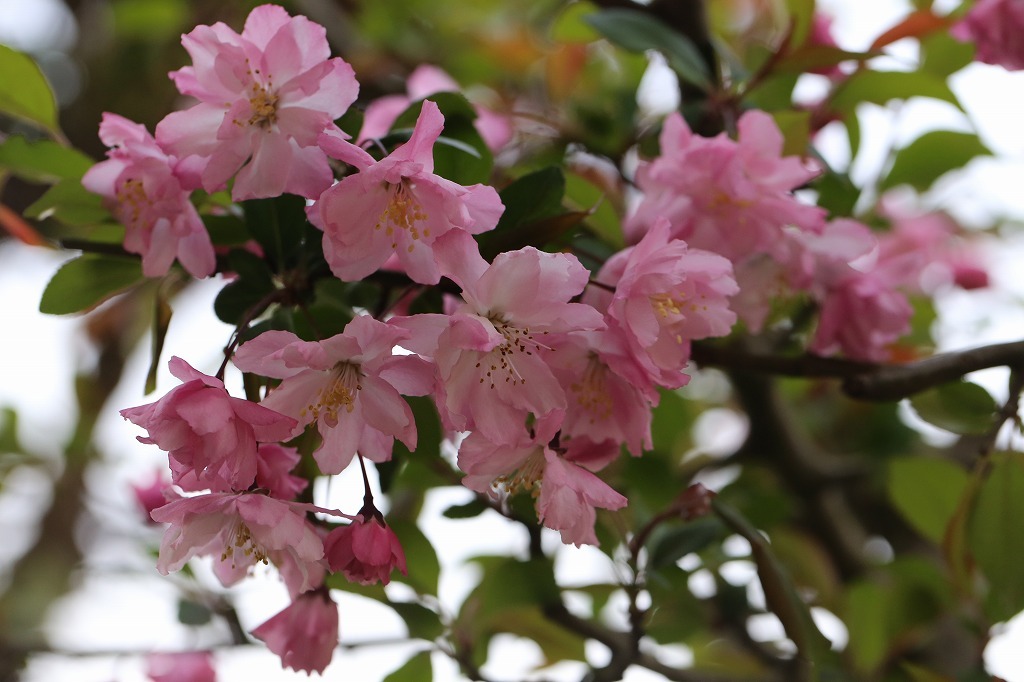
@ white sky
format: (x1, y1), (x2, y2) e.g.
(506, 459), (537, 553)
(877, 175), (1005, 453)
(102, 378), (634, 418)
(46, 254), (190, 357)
(4, 0), (1024, 680)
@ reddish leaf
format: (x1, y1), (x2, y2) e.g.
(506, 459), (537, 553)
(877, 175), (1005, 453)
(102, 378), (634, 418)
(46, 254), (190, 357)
(870, 11), (951, 51)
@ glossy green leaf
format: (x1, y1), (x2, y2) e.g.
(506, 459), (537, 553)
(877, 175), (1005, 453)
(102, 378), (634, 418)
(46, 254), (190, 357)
(39, 254), (144, 315)
(830, 70), (962, 112)
(0, 44), (59, 132)
(243, 195), (309, 272)
(213, 249), (277, 325)
(391, 602), (444, 641)
(390, 520), (440, 596)
(584, 8), (711, 88)
(882, 130), (991, 191)
(888, 456), (970, 544)
(909, 381), (998, 435)
(25, 181), (110, 226)
(969, 452), (1024, 622)
(0, 137), (94, 183)
(383, 650), (432, 682)
(649, 517), (725, 569)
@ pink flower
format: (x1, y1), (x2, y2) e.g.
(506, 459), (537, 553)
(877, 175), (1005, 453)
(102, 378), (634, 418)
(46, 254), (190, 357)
(323, 511), (407, 585)
(394, 231), (605, 445)
(626, 110), (825, 262)
(232, 315), (433, 474)
(155, 4), (358, 200)
(146, 652), (216, 682)
(952, 0), (1024, 70)
(459, 419), (626, 547)
(82, 113), (214, 278)
(589, 219), (738, 389)
(810, 270), (912, 362)
(359, 64), (513, 152)
(131, 470), (170, 524)
(150, 490), (325, 592)
(316, 100), (504, 284)
(252, 587), (339, 675)
(121, 357), (296, 492)
(256, 443), (307, 500)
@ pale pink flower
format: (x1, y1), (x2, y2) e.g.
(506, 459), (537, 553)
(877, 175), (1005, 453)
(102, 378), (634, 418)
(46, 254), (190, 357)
(252, 587), (339, 675)
(323, 511), (407, 585)
(626, 110), (825, 262)
(459, 419), (626, 546)
(394, 231), (605, 445)
(952, 0), (1024, 70)
(359, 64), (513, 152)
(155, 4), (358, 200)
(131, 470), (170, 524)
(589, 219), (738, 389)
(82, 113), (214, 278)
(150, 490), (326, 592)
(316, 100), (504, 284)
(255, 443), (307, 500)
(146, 652), (216, 682)
(810, 270), (912, 362)
(232, 315), (433, 474)
(121, 357), (296, 492)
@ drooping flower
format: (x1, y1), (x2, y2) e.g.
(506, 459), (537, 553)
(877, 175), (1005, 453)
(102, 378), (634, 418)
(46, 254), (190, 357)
(150, 490), (326, 593)
(626, 110), (825, 262)
(146, 652), (217, 682)
(952, 0), (1024, 70)
(82, 113), (214, 278)
(588, 219), (738, 389)
(232, 315), (433, 474)
(121, 357), (296, 492)
(316, 100), (504, 284)
(155, 4), (358, 200)
(323, 509), (407, 585)
(394, 230), (605, 445)
(359, 64), (513, 152)
(458, 417), (627, 547)
(252, 587), (339, 675)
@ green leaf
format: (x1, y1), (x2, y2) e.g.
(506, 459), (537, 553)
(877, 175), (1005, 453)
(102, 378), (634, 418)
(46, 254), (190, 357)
(888, 456), (970, 543)
(584, 8), (711, 89)
(649, 518), (725, 569)
(391, 601), (445, 641)
(145, 291), (173, 394)
(969, 452), (1024, 622)
(242, 195), (309, 272)
(882, 130), (991, 192)
(383, 650), (432, 682)
(830, 70), (962, 113)
(393, 93), (493, 186)
(442, 498), (490, 519)
(25, 181), (110, 226)
(844, 580), (889, 673)
(785, 0), (816, 47)
(112, 0), (189, 41)
(390, 520), (440, 596)
(39, 254), (144, 315)
(551, 0), (601, 43)
(176, 599), (212, 626)
(909, 381), (998, 435)
(0, 137), (94, 183)
(920, 31), (975, 78)
(0, 44), (59, 132)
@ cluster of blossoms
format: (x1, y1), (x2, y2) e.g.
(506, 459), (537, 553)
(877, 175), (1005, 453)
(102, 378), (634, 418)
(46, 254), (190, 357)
(89, 4), (992, 676)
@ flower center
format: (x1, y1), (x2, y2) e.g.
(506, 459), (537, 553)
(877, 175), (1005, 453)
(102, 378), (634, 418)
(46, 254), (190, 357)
(494, 446), (546, 497)
(115, 177), (147, 228)
(375, 181), (429, 252)
(475, 319), (551, 390)
(569, 355), (613, 424)
(303, 362), (362, 427)
(221, 517), (269, 566)
(246, 83), (279, 129)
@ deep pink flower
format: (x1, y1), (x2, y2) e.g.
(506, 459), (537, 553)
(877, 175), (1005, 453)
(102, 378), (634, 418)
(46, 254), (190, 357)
(121, 357), (296, 492)
(394, 231), (605, 445)
(233, 315), (433, 474)
(626, 110), (825, 262)
(252, 588), (339, 675)
(459, 418), (626, 547)
(810, 270), (912, 362)
(952, 0), (1024, 70)
(589, 219), (738, 389)
(155, 4), (358, 200)
(131, 470), (170, 524)
(256, 443), (307, 500)
(146, 652), (216, 682)
(323, 512), (407, 585)
(82, 113), (214, 278)
(359, 64), (513, 152)
(150, 490), (326, 592)
(316, 100), (504, 284)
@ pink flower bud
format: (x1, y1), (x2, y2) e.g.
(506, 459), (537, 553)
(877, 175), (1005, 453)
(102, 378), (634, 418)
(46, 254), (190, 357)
(323, 513), (407, 585)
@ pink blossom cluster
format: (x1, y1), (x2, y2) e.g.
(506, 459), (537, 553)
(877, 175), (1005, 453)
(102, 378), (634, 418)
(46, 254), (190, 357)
(100, 3), (992, 676)
(952, 0), (1024, 71)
